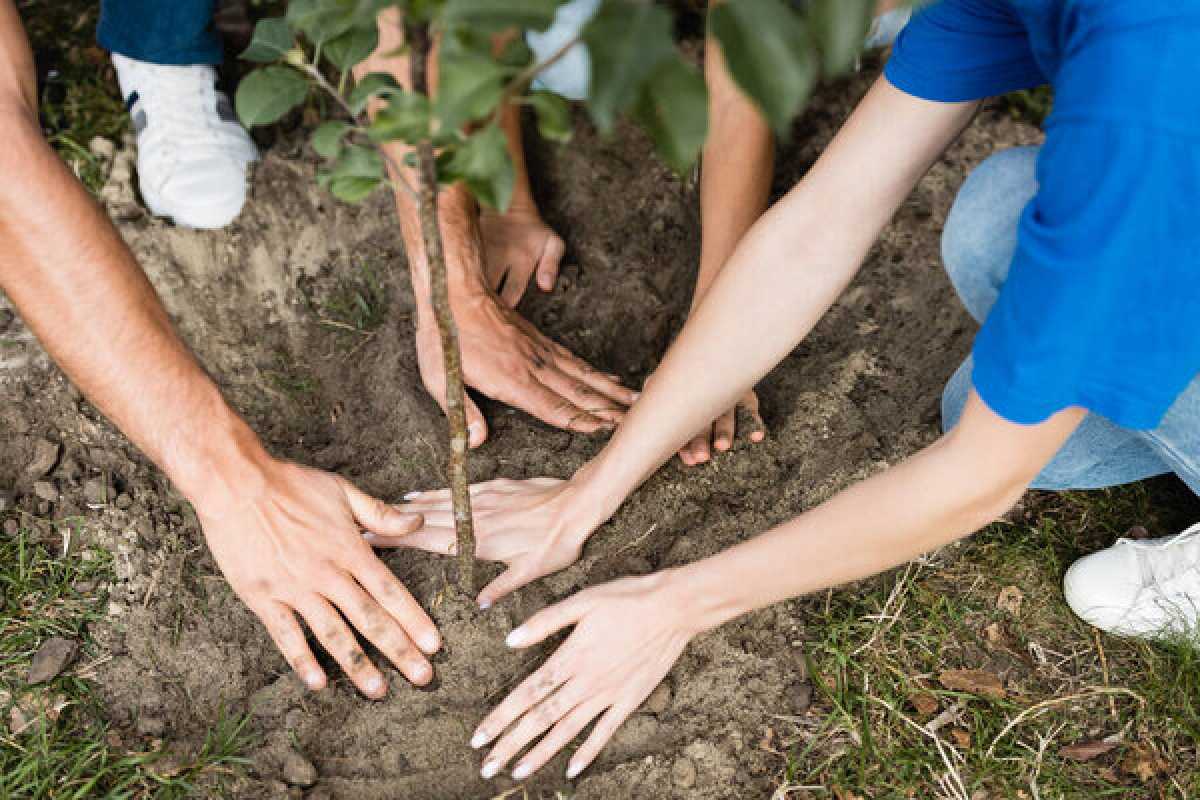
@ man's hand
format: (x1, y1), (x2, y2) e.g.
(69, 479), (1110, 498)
(368, 477), (610, 609)
(677, 390), (766, 466)
(479, 208), (565, 308)
(198, 459), (442, 698)
(416, 293), (637, 447)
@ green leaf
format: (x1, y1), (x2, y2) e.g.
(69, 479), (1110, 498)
(709, 0), (817, 135)
(240, 17), (294, 63)
(633, 57), (708, 174)
(435, 39), (513, 132)
(810, 0), (874, 75)
(526, 90), (572, 143)
(582, 0), (675, 133)
(497, 34), (534, 69)
(324, 26), (379, 71)
(442, 0), (560, 33)
(235, 65), (309, 127)
(312, 120), (352, 158)
(347, 72), (401, 114)
(286, 0), (384, 45)
(368, 91), (431, 143)
(317, 144), (385, 203)
(440, 124), (514, 210)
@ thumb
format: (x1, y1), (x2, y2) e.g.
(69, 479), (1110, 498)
(536, 235), (565, 292)
(464, 394), (488, 449)
(341, 480), (423, 538)
(476, 566), (531, 610)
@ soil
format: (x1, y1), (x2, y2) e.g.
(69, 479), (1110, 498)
(0, 66), (1041, 798)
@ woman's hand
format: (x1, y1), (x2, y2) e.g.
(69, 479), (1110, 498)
(470, 572), (699, 781)
(677, 389), (766, 466)
(370, 477), (615, 609)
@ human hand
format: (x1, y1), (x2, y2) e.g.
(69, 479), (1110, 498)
(369, 477), (613, 609)
(479, 207), (565, 308)
(416, 292), (636, 447)
(677, 389), (766, 466)
(469, 572), (698, 781)
(196, 459), (441, 698)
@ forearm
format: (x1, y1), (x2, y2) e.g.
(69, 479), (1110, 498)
(0, 102), (269, 510)
(692, 2), (774, 308)
(674, 397), (1085, 631)
(578, 80), (978, 512)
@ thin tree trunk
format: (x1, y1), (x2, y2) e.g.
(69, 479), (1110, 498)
(406, 20), (476, 596)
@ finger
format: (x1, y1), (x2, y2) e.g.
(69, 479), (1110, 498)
(504, 594), (589, 650)
(477, 566), (531, 610)
(682, 432), (711, 465)
(565, 704), (635, 780)
(300, 597), (387, 699)
(326, 575), (434, 686)
(536, 367), (626, 424)
(536, 234), (565, 292)
(464, 394), (488, 448)
(742, 392), (767, 443)
(257, 601), (326, 691)
(351, 556), (442, 656)
(341, 480), (423, 538)
(401, 478), (541, 506)
(364, 526), (456, 555)
(551, 347), (639, 407)
(713, 409), (736, 452)
(472, 652), (570, 751)
(500, 264), (533, 309)
(511, 700), (604, 780)
(482, 681), (587, 779)
(495, 378), (612, 435)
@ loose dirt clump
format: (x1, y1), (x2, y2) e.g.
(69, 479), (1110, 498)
(0, 67), (1042, 798)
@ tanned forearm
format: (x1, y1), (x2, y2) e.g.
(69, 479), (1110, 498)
(0, 5), (267, 510)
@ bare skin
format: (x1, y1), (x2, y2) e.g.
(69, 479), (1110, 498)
(398, 78), (1089, 779)
(357, 13), (635, 448)
(0, 1), (438, 698)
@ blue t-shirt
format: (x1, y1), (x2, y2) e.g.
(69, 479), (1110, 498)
(885, 0), (1200, 430)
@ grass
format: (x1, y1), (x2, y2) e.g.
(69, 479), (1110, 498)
(0, 525), (254, 799)
(773, 479), (1200, 799)
(316, 263), (389, 336)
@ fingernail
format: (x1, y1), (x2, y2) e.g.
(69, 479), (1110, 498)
(481, 760), (500, 779)
(470, 730), (488, 749)
(365, 675), (384, 695)
(403, 491), (421, 501)
(512, 763), (532, 780)
(412, 662), (432, 683)
(304, 671), (324, 690)
(632, 392), (641, 402)
(469, 422), (483, 441)
(478, 598), (492, 610)
(505, 628), (527, 648)
(566, 762), (583, 779)
(362, 532), (377, 544)
(419, 632), (441, 653)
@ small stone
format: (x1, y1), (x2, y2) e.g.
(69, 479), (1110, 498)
(33, 481), (59, 503)
(137, 714), (166, 737)
(280, 749), (318, 787)
(3, 519), (18, 538)
(790, 682), (813, 713)
(115, 493), (133, 510)
(642, 681), (672, 715)
(27, 637), (78, 685)
(26, 439), (60, 477)
(83, 477), (111, 508)
(671, 756), (697, 789)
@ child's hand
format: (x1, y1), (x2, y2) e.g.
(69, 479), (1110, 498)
(677, 389), (766, 466)
(369, 477), (612, 608)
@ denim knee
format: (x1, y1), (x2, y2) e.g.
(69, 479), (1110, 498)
(941, 146), (1040, 323)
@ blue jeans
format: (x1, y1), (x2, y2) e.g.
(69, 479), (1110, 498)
(98, 0), (221, 66)
(941, 146), (1200, 496)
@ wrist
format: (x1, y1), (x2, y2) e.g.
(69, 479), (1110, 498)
(569, 458), (633, 523)
(660, 559), (746, 635)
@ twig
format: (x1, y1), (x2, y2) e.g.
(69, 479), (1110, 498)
(1092, 628), (1118, 721)
(986, 686), (1146, 758)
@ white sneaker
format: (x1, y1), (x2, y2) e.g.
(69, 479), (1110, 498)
(1064, 522), (1200, 638)
(112, 54), (259, 229)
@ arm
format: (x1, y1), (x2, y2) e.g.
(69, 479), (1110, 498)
(0, 1), (439, 697)
(356, 12), (634, 446)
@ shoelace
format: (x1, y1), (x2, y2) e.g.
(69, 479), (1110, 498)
(129, 64), (249, 189)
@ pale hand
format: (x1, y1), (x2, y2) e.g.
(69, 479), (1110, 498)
(678, 389), (766, 466)
(471, 573), (697, 781)
(197, 459), (441, 698)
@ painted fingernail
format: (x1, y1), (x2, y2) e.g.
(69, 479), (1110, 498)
(512, 763), (532, 780)
(478, 598), (492, 610)
(411, 662), (432, 683)
(481, 759), (500, 779)
(418, 631), (441, 653)
(403, 491), (421, 501)
(566, 762), (583, 779)
(362, 532), (377, 544)
(304, 671), (324, 690)
(505, 628), (527, 648)
(470, 730), (488, 749)
(365, 675), (385, 695)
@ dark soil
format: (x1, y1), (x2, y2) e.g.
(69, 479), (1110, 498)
(0, 67), (1043, 798)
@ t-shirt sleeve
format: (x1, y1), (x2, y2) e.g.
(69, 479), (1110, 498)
(884, 0), (1046, 102)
